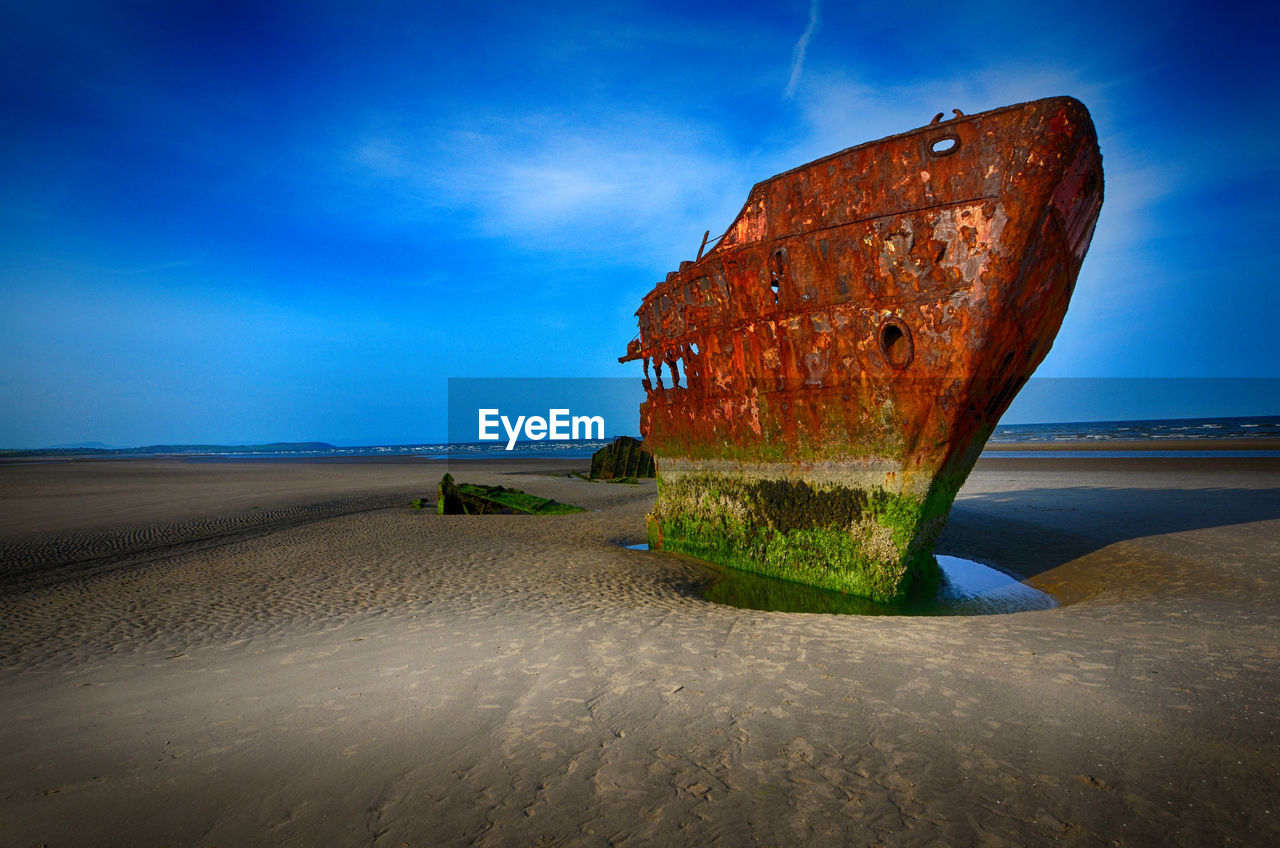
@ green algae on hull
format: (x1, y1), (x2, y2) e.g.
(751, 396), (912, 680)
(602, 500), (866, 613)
(589, 436), (657, 480)
(435, 473), (586, 516)
(645, 472), (957, 602)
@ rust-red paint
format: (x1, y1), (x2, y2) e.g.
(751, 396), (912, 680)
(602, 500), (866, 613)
(622, 97), (1103, 496)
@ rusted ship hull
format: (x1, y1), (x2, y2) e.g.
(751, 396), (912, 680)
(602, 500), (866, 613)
(620, 97), (1103, 601)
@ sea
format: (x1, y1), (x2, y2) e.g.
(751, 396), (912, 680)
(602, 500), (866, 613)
(982, 414), (1280, 458)
(67, 414), (1278, 461)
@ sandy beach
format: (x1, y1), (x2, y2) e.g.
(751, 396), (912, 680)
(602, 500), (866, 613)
(2, 450), (1278, 846)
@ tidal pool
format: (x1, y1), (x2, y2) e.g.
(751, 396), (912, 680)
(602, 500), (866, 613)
(627, 545), (1056, 615)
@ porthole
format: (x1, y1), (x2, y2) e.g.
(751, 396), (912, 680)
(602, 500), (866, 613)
(929, 135), (960, 156)
(878, 319), (914, 369)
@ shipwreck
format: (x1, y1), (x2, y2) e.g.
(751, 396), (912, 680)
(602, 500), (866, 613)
(620, 96), (1103, 601)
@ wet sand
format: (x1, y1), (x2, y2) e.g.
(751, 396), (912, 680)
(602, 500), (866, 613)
(1, 453), (1278, 846)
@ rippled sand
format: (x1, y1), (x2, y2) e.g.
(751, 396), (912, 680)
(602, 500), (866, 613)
(2, 455), (1278, 846)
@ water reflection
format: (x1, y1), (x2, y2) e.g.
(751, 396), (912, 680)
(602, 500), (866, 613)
(627, 545), (1056, 615)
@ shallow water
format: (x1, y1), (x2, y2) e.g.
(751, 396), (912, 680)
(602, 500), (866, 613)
(627, 545), (1056, 616)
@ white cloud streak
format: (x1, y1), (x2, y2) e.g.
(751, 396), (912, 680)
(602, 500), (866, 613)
(785, 0), (821, 98)
(347, 113), (751, 272)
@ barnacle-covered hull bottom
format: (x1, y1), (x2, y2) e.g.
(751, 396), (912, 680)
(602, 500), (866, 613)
(621, 97), (1104, 602)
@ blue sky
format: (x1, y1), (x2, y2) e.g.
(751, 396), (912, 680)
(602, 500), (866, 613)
(2, 0), (1277, 447)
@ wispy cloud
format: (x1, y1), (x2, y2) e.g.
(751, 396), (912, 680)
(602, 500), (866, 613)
(784, 0), (821, 98)
(347, 112), (750, 271)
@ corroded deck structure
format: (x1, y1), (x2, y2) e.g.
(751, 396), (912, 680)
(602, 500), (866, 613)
(621, 97), (1103, 601)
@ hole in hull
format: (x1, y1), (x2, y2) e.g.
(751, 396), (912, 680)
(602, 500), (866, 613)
(769, 248), (786, 304)
(930, 135), (960, 155)
(878, 319), (914, 368)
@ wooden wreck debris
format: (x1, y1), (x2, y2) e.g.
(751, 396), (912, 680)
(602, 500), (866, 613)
(433, 473), (586, 515)
(589, 436), (656, 481)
